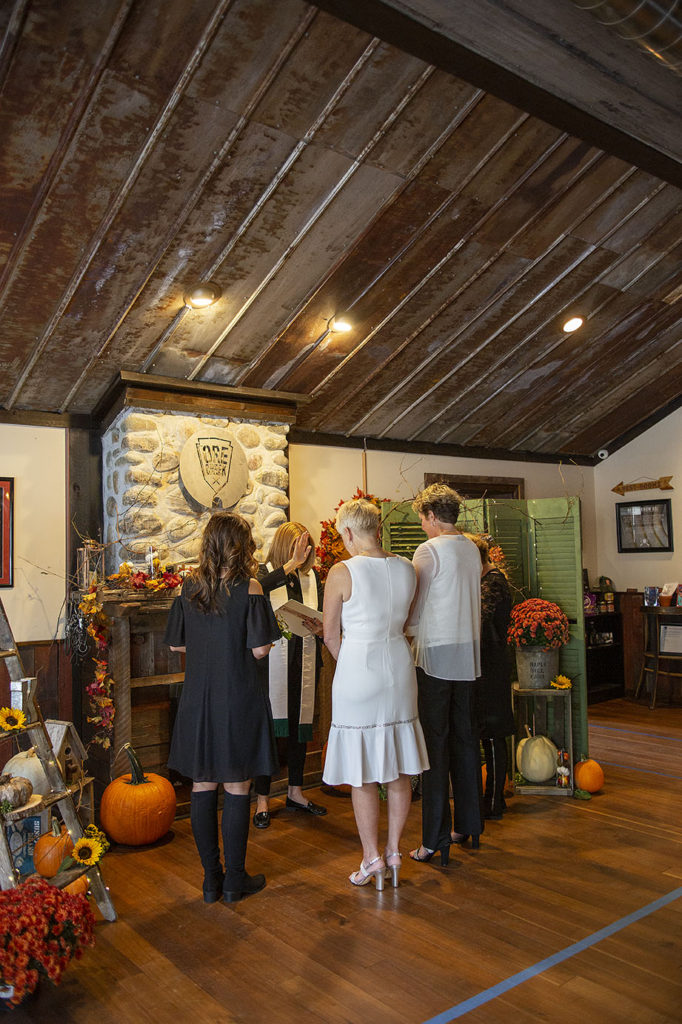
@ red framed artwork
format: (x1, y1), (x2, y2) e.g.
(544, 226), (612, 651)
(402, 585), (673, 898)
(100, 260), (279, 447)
(0, 478), (14, 587)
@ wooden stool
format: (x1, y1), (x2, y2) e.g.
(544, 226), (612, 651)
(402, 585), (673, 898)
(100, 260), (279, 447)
(634, 607), (682, 709)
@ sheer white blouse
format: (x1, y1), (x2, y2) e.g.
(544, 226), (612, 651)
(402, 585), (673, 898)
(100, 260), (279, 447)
(406, 534), (481, 681)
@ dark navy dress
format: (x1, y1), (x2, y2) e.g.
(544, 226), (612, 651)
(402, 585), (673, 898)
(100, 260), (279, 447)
(165, 577), (280, 782)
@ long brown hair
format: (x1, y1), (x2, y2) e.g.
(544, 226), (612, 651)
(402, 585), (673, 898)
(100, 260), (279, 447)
(190, 512), (258, 613)
(266, 521), (315, 573)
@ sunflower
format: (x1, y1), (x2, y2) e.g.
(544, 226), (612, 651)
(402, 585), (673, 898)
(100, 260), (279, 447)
(550, 674), (572, 689)
(0, 707), (26, 731)
(71, 836), (104, 866)
(83, 823), (110, 854)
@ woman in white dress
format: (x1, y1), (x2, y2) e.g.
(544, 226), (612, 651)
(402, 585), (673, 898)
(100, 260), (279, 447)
(322, 499), (430, 890)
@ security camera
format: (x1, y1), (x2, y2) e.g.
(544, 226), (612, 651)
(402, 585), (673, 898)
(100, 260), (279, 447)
(597, 449), (609, 460)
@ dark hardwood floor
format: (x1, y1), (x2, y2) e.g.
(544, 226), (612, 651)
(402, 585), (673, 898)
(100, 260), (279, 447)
(10, 699), (682, 1023)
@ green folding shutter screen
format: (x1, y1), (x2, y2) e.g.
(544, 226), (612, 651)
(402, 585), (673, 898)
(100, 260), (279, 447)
(381, 501), (426, 558)
(487, 500), (531, 602)
(527, 497), (588, 760)
(458, 498), (486, 535)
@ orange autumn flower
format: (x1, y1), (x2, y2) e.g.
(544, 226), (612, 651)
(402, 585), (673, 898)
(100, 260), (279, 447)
(507, 598), (570, 650)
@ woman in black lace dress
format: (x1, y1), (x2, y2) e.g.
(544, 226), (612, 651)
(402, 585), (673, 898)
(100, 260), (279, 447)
(468, 534), (514, 820)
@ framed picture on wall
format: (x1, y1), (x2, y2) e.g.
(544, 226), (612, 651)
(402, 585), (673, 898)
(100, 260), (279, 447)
(0, 477), (14, 587)
(616, 498), (673, 553)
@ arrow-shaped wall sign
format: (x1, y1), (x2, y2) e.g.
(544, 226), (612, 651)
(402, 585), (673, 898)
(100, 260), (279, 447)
(612, 476), (674, 495)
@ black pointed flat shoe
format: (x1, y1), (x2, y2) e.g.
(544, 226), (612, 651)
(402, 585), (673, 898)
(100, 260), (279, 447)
(252, 810), (271, 829)
(285, 797), (327, 816)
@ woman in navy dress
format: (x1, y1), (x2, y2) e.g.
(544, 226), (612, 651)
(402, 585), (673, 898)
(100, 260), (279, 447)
(165, 511), (280, 904)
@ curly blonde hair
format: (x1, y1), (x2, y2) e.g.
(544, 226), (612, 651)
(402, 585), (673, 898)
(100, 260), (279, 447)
(413, 483), (462, 525)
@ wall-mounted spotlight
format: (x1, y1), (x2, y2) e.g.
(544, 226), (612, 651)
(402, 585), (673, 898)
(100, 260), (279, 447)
(184, 282), (222, 309)
(562, 316), (584, 333)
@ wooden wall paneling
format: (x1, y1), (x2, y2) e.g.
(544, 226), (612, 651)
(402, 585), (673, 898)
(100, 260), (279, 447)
(381, 247), (616, 442)
(619, 592), (645, 698)
(67, 426), (102, 735)
(488, 291), (678, 451)
(244, 176), (453, 389)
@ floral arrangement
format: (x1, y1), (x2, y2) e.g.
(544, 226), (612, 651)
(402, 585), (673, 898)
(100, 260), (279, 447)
(105, 560), (183, 593)
(77, 563), (182, 748)
(0, 876), (95, 1007)
(61, 824), (110, 870)
(76, 565), (180, 749)
(0, 709), (26, 732)
(316, 488), (387, 581)
(78, 590), (115, 749)
(550, 674), (572, 689)
(507, 598), (570, 650)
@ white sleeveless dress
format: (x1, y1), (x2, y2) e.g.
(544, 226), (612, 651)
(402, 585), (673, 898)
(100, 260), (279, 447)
(322, 555), (430, 787)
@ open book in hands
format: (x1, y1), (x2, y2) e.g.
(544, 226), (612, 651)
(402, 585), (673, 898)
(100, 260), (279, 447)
(276, 600), (323, 638)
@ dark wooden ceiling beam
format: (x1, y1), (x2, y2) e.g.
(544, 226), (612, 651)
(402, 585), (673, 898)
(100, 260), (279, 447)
(289, 427), (597, 465)
(312, 0), (682, 188)
(93, 371), (309, 432)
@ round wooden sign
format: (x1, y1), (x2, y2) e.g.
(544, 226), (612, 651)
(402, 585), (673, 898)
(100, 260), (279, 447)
(179, 428), (249, 510)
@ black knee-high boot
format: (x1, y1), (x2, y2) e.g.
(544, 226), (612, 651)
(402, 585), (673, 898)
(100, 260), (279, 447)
(221, 792), (266, 903)
(190, 789), (224, 902)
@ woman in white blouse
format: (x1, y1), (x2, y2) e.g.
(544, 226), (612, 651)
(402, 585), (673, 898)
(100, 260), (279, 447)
(407, 484), (483, 864)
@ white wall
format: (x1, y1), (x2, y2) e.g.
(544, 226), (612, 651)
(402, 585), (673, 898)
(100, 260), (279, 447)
(0, 424), (67, 642)
(594, 407), (682, 591)
(290, 444), (597, 574)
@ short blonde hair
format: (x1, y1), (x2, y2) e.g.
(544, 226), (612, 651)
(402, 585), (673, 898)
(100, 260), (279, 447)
(266, 521), (315, 573)
(336, 498), (381, 537)
(413, 483), (462, 525)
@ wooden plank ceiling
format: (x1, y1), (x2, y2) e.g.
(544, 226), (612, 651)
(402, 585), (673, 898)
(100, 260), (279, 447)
(1, 0), (681, 461)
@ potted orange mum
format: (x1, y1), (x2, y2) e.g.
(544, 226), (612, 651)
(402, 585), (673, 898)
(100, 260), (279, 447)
(508, 598), (570, 689)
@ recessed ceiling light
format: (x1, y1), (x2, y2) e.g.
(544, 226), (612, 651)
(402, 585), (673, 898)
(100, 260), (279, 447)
(330, 317), (352, 333)
(563, 316), (583, 333)
(184, 282), (222, 308)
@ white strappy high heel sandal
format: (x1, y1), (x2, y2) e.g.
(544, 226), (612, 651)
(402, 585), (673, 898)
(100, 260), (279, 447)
(349, 855), (385, 890)
(384, 850), (402, 888)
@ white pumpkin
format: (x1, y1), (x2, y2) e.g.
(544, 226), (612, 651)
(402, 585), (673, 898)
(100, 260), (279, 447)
(3, 747), (49, 796)
(0, 774), (33, 808)
(519, 725), (557, 783)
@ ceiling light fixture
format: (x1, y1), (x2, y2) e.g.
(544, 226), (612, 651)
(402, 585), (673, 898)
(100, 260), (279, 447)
(563, 316), (584, 333)
(329, 315), (352, 333)
(183, 282), (222, 309)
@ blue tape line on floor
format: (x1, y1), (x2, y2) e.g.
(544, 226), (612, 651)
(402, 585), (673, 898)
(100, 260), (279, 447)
(421, 887), (682, 1024)
(590, 724), (682, 743)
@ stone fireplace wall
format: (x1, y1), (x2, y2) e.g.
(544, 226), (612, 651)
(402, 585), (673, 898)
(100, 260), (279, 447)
(101, 408), (289, 573)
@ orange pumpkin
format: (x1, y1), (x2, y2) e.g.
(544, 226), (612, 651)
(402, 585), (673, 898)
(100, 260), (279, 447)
(574, 758), (604, 793)
(34, 820), (74, 878)
(99, 744), (176, 846)
(64, 874), (89, 896)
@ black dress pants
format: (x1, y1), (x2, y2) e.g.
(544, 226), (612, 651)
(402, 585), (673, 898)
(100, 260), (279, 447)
(417, 668), (483, 849)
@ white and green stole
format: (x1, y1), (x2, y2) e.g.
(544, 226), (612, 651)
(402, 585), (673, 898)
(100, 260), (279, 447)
(267, 565), (318, 740)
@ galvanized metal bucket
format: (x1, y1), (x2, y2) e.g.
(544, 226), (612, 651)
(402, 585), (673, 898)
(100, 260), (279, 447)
(515, 647), (559, 690)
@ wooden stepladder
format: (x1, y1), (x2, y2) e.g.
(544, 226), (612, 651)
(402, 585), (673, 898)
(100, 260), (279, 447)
(0, 598), (116, 920)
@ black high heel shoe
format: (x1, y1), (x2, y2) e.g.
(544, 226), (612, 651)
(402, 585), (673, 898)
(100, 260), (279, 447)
(409, 844), (450, 866)
(451, 832), (480, 849)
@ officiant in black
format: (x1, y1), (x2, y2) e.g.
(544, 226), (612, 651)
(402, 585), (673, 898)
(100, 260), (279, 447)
(252, 521), (326, 828)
